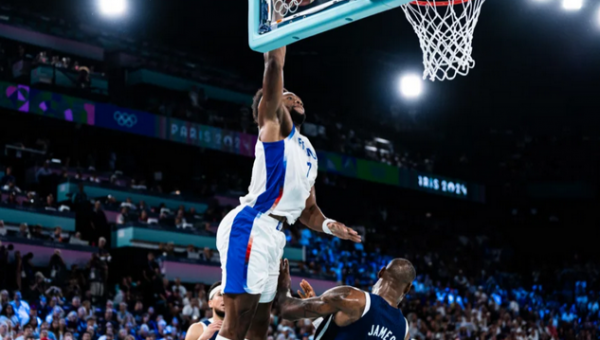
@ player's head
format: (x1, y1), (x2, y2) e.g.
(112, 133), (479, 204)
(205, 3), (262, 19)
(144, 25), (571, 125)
(252, 88), (306, 126)
(207, 281), (225, 319)
(374, 258), (416, 306)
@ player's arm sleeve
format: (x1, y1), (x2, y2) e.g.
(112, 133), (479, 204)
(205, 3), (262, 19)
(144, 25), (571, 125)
(277, 286), (365, 321)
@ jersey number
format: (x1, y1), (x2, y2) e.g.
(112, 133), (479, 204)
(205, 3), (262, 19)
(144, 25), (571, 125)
(306, 162), (312, 178)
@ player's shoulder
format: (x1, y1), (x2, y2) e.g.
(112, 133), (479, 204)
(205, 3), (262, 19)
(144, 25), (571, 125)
(184, 321), (206, 340)
(296, 130), (313, 143)
(196, 320), (208, 327)
(322, 286), (367, 301)
(188, 321), (207, 332)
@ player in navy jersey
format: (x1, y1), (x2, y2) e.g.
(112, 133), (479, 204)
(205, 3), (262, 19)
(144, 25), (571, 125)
(277, 258), (415, 340)
(185, 282), (225, 340)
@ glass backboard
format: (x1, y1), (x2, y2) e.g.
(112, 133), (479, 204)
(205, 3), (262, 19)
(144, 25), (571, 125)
(249, 0), (413, 53)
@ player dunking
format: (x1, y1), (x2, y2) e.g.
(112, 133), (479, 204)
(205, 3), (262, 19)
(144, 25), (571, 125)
(215, 44), (362, 340)
(277, 258), (415, 340)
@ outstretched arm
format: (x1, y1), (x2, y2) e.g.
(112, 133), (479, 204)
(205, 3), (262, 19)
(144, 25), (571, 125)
(277, 260), (365, 321)
(299, 187), (362, 243)
(257, 46), (286, 142)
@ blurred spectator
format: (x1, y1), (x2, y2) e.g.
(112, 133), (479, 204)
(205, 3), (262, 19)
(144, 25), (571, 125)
(21, 254), (35, 290)
(71, 183), (89, 212)
(31, 225), (45, 240)
(171, 278), (186, 296)
(49, 250), (67, 288)
(36, 162), (53, 183)
(2, 181), (21, 194)
(200, 248), (213, 263)
(17, 224), (30, 239)
(0, 221), (6, 237)
(138, 211), (149, 223)
(10, 291), (30, 326)
(51, 227), (64, 243)
(14, 323), (32, 340)
(116, 303), (130, 325)
(0, 167), (15, 187)
(97, 238), (110, 263)
(4, 192), (18, 205)
(1, 303), (19, 327)
(185, 245), (199, 260)
(116, 208), (129, 225)
(45, 195), (58, 211)
(182, 297), (201, 322)
(91, 201), (108, 243)
(22, 192), (37, 208)
(0, 241), (10, 287)
(120, 198), (135, 211)
(69, 232), (87, 246)
(138, 200), (148, 212)
(104, 196), (118, 209)
(77, 67), (91, 90)
(88, 254), (107, 305)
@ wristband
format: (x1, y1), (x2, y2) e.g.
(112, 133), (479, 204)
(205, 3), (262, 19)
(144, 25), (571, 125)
(322, 219), (335, 235)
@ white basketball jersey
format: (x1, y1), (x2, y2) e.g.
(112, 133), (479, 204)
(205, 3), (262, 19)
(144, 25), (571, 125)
(240, 127), (318, 225)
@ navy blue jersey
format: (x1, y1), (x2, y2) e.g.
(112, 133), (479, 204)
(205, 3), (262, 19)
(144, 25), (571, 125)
(201, 319), (218, 340)
(314, 292), (408, 340)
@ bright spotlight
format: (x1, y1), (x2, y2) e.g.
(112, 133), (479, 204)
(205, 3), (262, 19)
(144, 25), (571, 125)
(99, 0), (127, 16)
(400, 75), (423, 99)
(597, 6), (600, 26)
(562, 0), (583, 11)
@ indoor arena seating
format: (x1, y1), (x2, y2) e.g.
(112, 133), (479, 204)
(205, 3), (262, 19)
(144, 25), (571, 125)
(0, 7), (448, 181)
(1, 146), (598, 338)
(0, 79), (483, 203)
(57, 181), (209, 219)
(0, 205), (75, 232)
(0, 4), (599, 339)
(0, 211), (597, 339)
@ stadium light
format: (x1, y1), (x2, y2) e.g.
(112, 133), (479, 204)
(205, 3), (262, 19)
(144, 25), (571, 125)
(562, 0), (583, 11)
(99, 0), (127, 16)
(399, 74), (423, 99)
(597, 5), (600, 26)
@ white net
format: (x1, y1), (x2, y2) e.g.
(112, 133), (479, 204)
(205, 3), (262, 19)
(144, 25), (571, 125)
(401, 0), (486, 81)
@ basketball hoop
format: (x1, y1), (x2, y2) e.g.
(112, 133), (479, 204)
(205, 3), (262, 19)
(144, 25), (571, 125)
(401, 0), (486, 81)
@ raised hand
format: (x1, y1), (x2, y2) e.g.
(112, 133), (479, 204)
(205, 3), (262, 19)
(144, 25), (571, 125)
(327, 221), (362, 243)
(298, 279), (316, 299)
(278, 259), (292, 295)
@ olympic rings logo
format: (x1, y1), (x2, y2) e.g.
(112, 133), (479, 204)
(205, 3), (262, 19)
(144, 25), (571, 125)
(274, 0), (302, 17)
(113, 111), (138, 128)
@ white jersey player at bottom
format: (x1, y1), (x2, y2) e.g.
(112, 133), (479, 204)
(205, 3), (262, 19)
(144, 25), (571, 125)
(216, 126), (318, 303)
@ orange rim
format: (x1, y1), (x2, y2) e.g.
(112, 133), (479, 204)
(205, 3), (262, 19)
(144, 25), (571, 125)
(410, 0), (470, 6)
